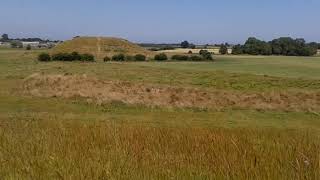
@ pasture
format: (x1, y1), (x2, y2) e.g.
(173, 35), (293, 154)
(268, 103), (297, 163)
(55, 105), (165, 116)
(0, 49), (320, 179)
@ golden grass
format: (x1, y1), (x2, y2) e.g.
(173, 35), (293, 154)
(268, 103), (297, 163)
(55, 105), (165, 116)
(0, 118), (319, 179)
(23, 73), (320, 112)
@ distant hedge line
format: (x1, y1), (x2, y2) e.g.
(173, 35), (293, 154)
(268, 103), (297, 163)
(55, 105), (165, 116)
(38, 52), (95, 62)
(232, 37), (318, 56)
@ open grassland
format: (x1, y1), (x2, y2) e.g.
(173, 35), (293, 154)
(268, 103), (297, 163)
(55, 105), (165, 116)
(1, 49), (320, 179)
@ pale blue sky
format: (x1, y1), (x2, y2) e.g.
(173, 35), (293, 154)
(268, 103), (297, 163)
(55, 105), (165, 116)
(0, 0), (319, 44)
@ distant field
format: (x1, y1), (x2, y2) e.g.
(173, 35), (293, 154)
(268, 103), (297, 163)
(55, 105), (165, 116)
(0, 49), (320, 179)
(158, 47), (232, 54)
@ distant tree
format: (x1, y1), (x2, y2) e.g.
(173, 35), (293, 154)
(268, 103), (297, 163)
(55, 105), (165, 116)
(189, 44), (196, 49)
(231, 44), (244, 55)
(26, 44), (31, 50)
(219, 44), (228, 55)
(181, 41), (190, 48)
(154, 53), (168, 61)
(10, 41), (23, 48)
(1, 34), (9, 41)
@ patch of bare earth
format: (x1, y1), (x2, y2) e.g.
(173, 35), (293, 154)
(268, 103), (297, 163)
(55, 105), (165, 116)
(23, 73), (320, 112)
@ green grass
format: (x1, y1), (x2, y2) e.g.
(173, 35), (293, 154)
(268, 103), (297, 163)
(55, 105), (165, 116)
(1, 49), (320, 179)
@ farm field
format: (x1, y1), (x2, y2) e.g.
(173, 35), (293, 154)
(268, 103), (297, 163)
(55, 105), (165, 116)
(1, 49), (320, 179)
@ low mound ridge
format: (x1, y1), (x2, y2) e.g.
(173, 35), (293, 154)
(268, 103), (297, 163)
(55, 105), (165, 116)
(51, 37), (151, 59)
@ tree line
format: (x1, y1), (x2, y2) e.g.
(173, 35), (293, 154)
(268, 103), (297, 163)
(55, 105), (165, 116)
(232, 37), (319, 56)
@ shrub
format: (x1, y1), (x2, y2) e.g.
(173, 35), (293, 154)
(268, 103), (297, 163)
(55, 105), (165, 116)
(26, 45), (31, 50)
(188, 50), (193, 54)
(52, 53), (73, 61)
(71, 52), (81, 61)
(154, 53), (168, 61)
(202, 52), (213, 60)
(112, 54), (126, 61)
(125, 55), (134, 61)
(199, 49), (209, 55)
(80, 53), (95, 62)
(171, 55), (189, 61)
(134, 54), (146, 61)
(190, 55), (203, 61)
(103, 56), (111, 62)
(38, 53), (51, 62)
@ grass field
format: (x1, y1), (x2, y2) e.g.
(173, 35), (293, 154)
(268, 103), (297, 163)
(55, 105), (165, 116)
(1, 49), (320, 179)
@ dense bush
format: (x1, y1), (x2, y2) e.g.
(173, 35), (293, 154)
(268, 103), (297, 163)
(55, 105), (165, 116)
(199, 49), (209, 56)
(71, 52), (82, 61)
(103, 56), (111, 62)
(51, 52), (95, 62)
(26, 45), (31, 50)
(112, 54), (126, 61)
(134, 54), (146, 61)
(52, 53), (73, 61)
(190, 55), (203, 61)
(125, 55), (134, 61)
(171, 55), (189, 61)
(202, 52), (213, 60)
(154, 53), (168, 61)
(80, 53), (95, 62)
(232, 37), (317, 56)
(188, 50), (193, 54)
(38, 53), (51, 62)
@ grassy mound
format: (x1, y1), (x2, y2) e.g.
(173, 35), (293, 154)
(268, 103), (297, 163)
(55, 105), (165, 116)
(51, 36), (151, 59)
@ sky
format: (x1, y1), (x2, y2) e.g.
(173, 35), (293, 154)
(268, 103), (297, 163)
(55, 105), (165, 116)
(0, 0), (319, 44)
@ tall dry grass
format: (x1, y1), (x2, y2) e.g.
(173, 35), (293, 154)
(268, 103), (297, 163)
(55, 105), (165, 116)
(0, 119), (319, 179)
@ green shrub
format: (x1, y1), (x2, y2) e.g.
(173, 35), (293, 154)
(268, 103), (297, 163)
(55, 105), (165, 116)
(80, 53), (95, 62)
(202, 52), (213, 61)
(190, 55), (203, 61)
(112, 54), (125, 61)
(103, 56), (111, 62)
(71, 52), (81, 61)
(126, 55), (134, 61)
(154, 53), (168, 61)
(52, 53), (73, 61)
(38, 53), (51, 62)
(171, 55), (189, 61)
(26, 45), (31, 50)
(134, 54), (146, 61)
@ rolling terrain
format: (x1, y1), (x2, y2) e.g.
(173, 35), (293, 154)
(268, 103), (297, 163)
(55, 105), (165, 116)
(0, 49), (320, 179)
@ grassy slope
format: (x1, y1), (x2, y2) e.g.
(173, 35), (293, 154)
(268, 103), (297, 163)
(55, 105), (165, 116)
(1, 49), (320, 179)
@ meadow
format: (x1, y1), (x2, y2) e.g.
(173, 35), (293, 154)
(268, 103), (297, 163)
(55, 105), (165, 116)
(0, 49), (320, 179)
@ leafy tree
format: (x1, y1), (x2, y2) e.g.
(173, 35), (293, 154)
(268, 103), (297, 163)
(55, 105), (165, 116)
(219, 44), (228, 55)
(231, 44), (244, 55)
(71, 52), (81, 60)
(10, 41), (23, 48)
(38, 53), (51, 62)
(181, 41), (190, 48)
(154, 53), (168, 61)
